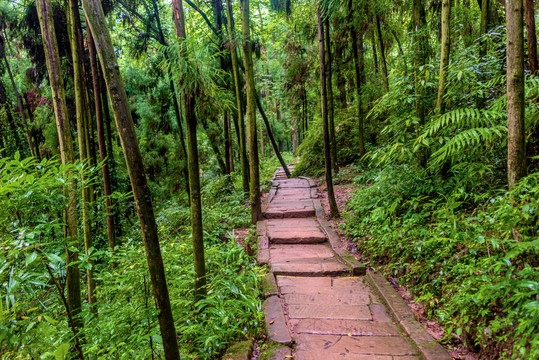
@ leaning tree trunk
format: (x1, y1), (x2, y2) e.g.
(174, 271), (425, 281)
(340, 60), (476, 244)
(324, 18), (339, 174)
(88, 28), (116, 251)
(241, 0), (262, 224)
(318, 6), (340, 219)
(67, 0), (96, 305)
(226, 0), (249, 195)
(375, 15), (389, 93)
(172, 0), (207, 298)
(82, 0), (181, 358)
(506, 0), (526, 188)
(255, 94), (290, 177)
(525, 0), (537, 75)
(348, 0), (365, 156)
(36, 0), (82, 352)
(436, 0), (451, 113)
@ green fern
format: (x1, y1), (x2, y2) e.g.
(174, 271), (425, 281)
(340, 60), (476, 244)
(429, 125), (507, 167)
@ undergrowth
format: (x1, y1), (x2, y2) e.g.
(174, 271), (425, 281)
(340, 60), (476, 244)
(342, 166), (538, 359)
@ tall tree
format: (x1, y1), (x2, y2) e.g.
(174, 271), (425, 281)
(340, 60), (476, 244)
(318, 6), (339, 219)
(413, 0), (429, 167)
(226, 0), (249, 194)
(36, 0), (82, 347)
(66, 0), (96, 305)
(436, 0), (451, 113)
(88, 28), (116, 251)
(525, 0), (537, 75)
(82, 0), (181, 358)
(349, 0), (365, 156)
(506, 0), (526, 187)
(241, 0), (262, 224)
(375, 15), (389, 93)
(324, 18), (339, 174)
(172, 0), (207, 297)
(480, 0), (489, 56)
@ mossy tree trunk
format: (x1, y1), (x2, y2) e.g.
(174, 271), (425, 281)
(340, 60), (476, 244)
(67, 0), (96, 305)
(36, 0), (82, 349)
(506, 0), (526, 188)
(226, 0), (249, 194)
(436, 0), (451, 114)
(241, 0), (262, 224)
(375, 15), (389, 93)
(172, 0), (207, 298)
(525, 0), (537, 75)
(82, 0), (181, 357)
(324, 18), (338, 174)
(88, 28), (116, 252)
(318, 6), (339, 219)
(349, 0), (365, 156)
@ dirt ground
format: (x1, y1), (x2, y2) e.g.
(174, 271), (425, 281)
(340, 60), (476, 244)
(315, 171), (479, 360)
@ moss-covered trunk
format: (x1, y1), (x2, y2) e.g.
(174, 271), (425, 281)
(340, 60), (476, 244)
(436, 0), (451, 114)
(241, 0), (262, 224)
(36, 0), (82, 349)
(82, 0), (180, 357)
(172, 0), (207, 298)
(318, 6), (339, 219)
(506, 0), (526, 188)
(324, 18), (338, 174)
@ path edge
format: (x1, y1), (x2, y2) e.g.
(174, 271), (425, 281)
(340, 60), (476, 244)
(366, 271), (452, 360)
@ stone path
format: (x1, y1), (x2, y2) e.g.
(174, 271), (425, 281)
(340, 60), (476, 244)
(259, 167), (451, 360)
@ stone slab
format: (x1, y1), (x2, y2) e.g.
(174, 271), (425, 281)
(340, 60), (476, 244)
(295, 351), (393, 360)
(284, 292), (371, 306)
(370, 304), (393, 323)
(294, 334), (416, 356)
(268, 346), (292, 360)
(263, 296), (292, 345)
(290, 319), (401, 336)
(269, 244), (335, 261)
(287, 304), (372, 320)
(272, 261), (350, 276)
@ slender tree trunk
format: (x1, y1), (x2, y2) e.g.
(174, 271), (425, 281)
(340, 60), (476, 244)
(318, 6), (339, 219)
(349, 0), (365, 156)
(371, 30), (379, 74)
(67, 0), (96, 305)
(324, 18), (339, 174)
(392, 29), (408, 71)
(36, 0), (82, 352)
(413, 0), (429, 167)
(224, 113), (231, 174)
(0, 79), (24, 153)
(241, 0), (262, 224)
(88, 28), (116, 252)
(227, 113), (234, 171)
(375, 15), (389, 93)
(436, 0), (451, 113)
(226, 0), (249, 195)
(199, 116), (227, 173)
(255, 94), (290, 177)
(506, 0), (526, 188)
(1, 37), (35, 157)
(259, 108), (265, 158)
(480, 0), (489, 55)
(525, 0), (538, 75)
(172, 0), (207, 298)
(82, 1), (181, 358)
(170, 81), (190, 200)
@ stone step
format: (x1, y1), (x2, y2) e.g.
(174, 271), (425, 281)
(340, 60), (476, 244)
(266, 219), (327, 244)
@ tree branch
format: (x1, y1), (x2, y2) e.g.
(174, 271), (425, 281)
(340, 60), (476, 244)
(184, 0), (219, 36)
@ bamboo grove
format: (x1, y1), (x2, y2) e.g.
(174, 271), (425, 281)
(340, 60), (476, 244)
(0, 0), (538, 359)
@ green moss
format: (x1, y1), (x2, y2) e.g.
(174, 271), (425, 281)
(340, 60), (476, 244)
(258, 341), (290, 360)
(221, 340), (253, 360)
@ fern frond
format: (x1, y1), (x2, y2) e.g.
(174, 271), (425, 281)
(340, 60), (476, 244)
(429, 125), (507, 167)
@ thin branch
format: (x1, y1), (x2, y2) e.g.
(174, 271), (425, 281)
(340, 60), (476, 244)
(184, 0), (218, 36)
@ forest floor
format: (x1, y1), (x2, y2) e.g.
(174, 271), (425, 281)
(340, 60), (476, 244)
(315, 167), (479, 360)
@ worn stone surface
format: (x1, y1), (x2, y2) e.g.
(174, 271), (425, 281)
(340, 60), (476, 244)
(263, 296), (292, 345)
(289, 319), (401, 336)
(295, 334), (416, 355)
(260, 168), (448, 360)
(268, 346), (292, 360)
